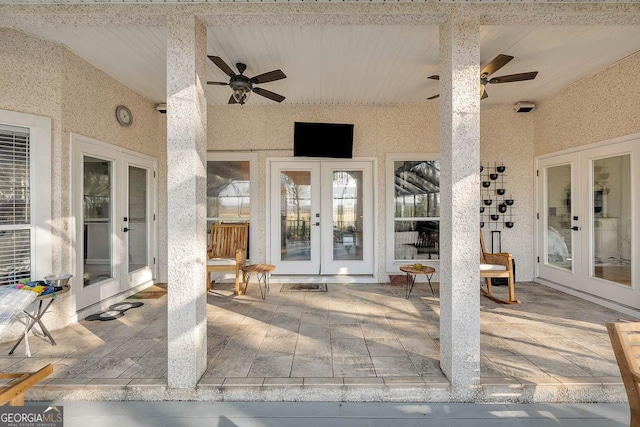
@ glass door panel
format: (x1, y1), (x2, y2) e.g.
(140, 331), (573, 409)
(127, 165), (148, 273)
(546, 164), (573, 271)
(537, 153), (581, 289)
(270, 163), (320, 275)
(82, 155), (114, 286)
(332, 170), (363, 262)
(280, 170), (312, 262)
(321, 161), (373, 275)
(591, 155), (631, 286)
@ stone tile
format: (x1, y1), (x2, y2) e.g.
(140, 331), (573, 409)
(291, 356), (332, 377)
(331, 338), (369, 358)
(204, 356), (253, 378)
(298, 324), (331, 339)
(409, 355), (443, 376)
(248, 356), (294, 377)
(106, 338), (159, 358)
(223, 377), (264, 386)
(304, 377), (343, 386)
(365, 337), (407, 357)
(525, 353), (592, 377)
(257, 336), (297, 357)
(330, 324), (363, 339)
(332, 356), (376, 377)
(398, 337), (439, 357)
(76, 357), (138, 379)
(295, 336), (331, 357)
(263, 377), (304, 386)
(118, 357), (167, 379)
(371, 356), (419, 377)
(485, 355), (552, 378)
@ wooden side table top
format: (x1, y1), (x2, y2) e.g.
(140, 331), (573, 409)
(242, 264), (276, 274)
(399, 264), (435, 275)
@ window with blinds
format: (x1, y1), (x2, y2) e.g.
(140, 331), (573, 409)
(0, 124), (31, 285)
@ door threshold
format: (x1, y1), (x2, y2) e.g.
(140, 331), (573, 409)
(270, 275), (378, 284)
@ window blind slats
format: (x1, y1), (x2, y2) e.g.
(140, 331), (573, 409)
(0, 229), (31, 285)
(0, 125), (31, 285)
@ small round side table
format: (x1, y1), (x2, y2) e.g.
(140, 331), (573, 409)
(242, 264), (276, 299)
(399, 265), (436, 299)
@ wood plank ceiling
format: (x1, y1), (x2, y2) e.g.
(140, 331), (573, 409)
(19, 24), (640, 106)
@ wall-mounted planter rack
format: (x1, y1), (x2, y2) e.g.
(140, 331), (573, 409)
(480, 163), (514, 229)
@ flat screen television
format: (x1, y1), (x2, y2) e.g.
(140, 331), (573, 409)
(293, 122), (354, 158)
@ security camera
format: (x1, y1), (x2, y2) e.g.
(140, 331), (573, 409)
(514, 101), (535, 113)
(156, 103), (167, 114)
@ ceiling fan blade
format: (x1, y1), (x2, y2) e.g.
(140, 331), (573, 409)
(208, 55), (236, 77)
(207, 81), (229, 86)
(428, 75), (440, 81)
(427, 94), (440, 100)
(489, 71), (538, 84)
(480, 54), (514, 77)
(250, 69), (287, 84)
(228, 95), (237, 104)
(253, 87), (285, 103)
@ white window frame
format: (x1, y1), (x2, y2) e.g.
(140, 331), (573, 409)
(385, 153), (440, 272)
(0, 109), (52, 281)
(206, 151), (258, 263)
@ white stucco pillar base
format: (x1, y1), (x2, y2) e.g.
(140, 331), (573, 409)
(438, 10), (481, 399)
(166, 13), (208, 388)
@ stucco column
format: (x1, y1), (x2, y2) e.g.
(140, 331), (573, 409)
(438, 10), (481, 398)
(166, 13), (208, 388)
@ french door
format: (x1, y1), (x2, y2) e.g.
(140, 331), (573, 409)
(269, 160), (374, 275)
(537, 137), (639, 308)
(73, 135), (156, 310)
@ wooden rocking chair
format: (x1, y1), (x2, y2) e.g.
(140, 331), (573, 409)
(206, 222), (249, 295)
(480, 230), (519, 304)
(607, 321), (640, 427)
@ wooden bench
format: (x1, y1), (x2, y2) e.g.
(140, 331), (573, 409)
(207, 222), (249, 295)
(0, 364), (53, 406)
(480, 230), (519, 304)
(607, 321), (640, 427)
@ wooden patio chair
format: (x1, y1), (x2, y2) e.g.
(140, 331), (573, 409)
(206, 222), (249, 295)
(480, 229), (519, 304)
(607, 321), (640, 427)
(0, 363), (53, 406)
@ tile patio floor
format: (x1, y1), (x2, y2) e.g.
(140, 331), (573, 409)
(0, 280), (635, 402)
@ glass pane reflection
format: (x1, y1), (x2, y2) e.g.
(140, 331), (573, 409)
(128, 166), (148, 273)
(83, 156), (113, 286)
(592, 155), (631, 286)
(394, 221), (439, 260)
(280, 171), (311, 261)
(546, 164), (572, 271)
(332, 171), (363, 261)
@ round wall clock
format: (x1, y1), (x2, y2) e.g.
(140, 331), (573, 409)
(115, 105), (133, 127)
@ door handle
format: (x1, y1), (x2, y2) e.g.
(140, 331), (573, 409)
(571, 226), (580, 231)
(123, 227), (135, 232)
(312, 222), (320, 226)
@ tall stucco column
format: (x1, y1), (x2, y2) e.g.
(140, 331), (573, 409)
(166, 13), (208, 388)
(438, 10), (481, 398)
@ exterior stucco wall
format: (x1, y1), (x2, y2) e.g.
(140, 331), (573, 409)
(0, 29), (164, 341)
(208, 102), (535, 282)
(534, 51), (640, 156)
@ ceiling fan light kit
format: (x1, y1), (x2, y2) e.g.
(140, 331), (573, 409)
(207, 56), (287, 105)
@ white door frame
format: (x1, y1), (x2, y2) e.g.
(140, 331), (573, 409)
(267, 158), (376, 276)
(536, 133), (639, 309)
(72, 133), (157, 311)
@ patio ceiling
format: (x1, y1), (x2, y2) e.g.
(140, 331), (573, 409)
(18, 23), (640, 106)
